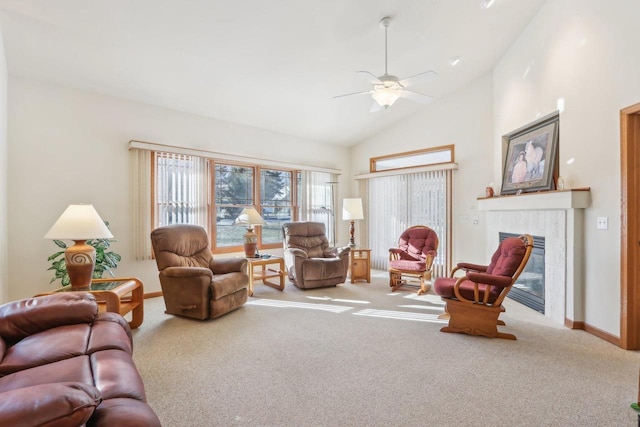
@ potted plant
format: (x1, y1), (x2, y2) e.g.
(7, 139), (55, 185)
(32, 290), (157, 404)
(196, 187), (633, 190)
(47, 222), (121, 287)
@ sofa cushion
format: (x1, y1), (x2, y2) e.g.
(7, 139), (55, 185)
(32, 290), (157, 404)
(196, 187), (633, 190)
(0, 382), (101, 427)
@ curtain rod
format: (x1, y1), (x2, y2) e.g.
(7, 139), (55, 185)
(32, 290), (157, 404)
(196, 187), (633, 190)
(128, 140), (342, 175)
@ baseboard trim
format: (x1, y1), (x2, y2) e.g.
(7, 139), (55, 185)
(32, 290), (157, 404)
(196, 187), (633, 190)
(565, 318), (621, 347)
(144, 291), (163, 299)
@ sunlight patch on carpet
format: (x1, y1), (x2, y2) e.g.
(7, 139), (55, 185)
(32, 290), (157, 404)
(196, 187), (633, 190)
(246, 299), (353, 313)
(306, 296), (370, 304)
(402, 293), (445, 305)
(353, 309), (448, 323)
(397, 304), (445, 313)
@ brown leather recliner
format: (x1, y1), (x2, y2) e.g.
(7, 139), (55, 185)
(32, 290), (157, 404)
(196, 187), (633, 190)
(282, 221), (350, 289)
(151, 224), (249, 320)
(0, 293), (160, 426)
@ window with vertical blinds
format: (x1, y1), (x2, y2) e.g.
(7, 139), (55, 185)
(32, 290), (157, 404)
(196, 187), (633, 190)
(155, 152), (209, 229)
(130, 143), (339, 258)
(364, 169), (451, 279)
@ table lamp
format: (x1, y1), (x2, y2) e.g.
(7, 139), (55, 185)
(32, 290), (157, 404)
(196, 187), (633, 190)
(234, 207), (266, 258)
(44, 204), (113, 291)
(342, 198), (364, 248)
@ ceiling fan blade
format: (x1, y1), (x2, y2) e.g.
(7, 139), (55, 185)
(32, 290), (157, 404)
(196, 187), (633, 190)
(399, 70), (438, 87)
(401, 90), (434, 104)
(357, 71), (382, 84)
(333, 90), (371, 99)
(369, 102), (382, 113)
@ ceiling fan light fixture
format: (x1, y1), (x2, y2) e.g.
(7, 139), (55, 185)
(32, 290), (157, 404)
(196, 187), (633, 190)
(372, 85), (402, 108)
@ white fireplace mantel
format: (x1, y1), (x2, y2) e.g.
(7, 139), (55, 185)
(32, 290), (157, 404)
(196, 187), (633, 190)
(477, 188), (591, 212)
(477, 188), (591, 326)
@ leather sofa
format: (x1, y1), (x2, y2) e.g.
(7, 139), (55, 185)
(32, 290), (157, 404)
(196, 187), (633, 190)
(0, 292), (161, 426)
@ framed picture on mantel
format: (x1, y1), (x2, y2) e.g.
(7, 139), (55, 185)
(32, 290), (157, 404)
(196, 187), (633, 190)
(500, 113), (559, 195)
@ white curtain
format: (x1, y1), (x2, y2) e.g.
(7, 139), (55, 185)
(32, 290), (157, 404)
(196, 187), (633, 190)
(130, 149), (153, 260)
(299, 171), (338, 246)
(366, 169), (450, 278)
(154, 152), (208, 229)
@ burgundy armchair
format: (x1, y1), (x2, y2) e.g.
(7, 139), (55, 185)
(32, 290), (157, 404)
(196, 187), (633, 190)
(388, 225), (439, 295)
(282, 221), (350, 289)
(151, 224), (249, 320)
(433, 234), (533, 340)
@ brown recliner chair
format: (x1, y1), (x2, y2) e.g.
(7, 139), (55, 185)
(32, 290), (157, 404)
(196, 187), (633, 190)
(282, 221), (350, 289)
(151, 224), (249, 320)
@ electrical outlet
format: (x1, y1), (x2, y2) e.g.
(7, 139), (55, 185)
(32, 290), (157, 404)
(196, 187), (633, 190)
(596, 217), (608, 230)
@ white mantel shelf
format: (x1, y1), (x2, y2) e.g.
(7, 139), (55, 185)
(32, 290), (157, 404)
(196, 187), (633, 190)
(477, 188), (591, 211)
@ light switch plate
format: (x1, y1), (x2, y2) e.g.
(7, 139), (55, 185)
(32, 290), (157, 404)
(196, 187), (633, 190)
(596, 217), (608, 230)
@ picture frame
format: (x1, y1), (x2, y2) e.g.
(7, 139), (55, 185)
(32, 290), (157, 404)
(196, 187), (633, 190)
(500, 114), (559, 195)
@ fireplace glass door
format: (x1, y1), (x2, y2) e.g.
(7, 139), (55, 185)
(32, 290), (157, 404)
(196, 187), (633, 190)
(499, 232), (545, 314)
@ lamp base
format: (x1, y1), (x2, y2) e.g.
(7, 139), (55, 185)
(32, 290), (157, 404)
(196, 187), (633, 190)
(348, 220), (356, 247)
(65, 240), (96, 291)
(243, 227), (258, 258)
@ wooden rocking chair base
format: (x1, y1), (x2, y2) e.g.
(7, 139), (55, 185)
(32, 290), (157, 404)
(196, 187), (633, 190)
(389, 270), (431, 295)
(440, 298), (516, 340)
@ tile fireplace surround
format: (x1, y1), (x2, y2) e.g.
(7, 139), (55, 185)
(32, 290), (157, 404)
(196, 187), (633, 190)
(478, 189), (591, 326)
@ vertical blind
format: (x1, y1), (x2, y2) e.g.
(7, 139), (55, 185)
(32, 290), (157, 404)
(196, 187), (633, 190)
(154, 152), (208, 229)
(365, 169), (451, 279)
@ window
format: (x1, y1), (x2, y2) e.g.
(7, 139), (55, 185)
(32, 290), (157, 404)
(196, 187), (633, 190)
(365, 169), (451, 279)
(154, 152), (208, 228)
(212, 162), (295, 252)
(370, 145), (454, 172)
(147, 152), (331, 255)
(260, 168), (293, 244)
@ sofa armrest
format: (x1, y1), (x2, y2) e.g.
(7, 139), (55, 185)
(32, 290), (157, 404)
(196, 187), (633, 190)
(327, 246), (350, 258)
(0, 382), (101, 427)
(456, 262), (488, 273)
(210, 257), (248, 274)
(0, 293), (98, 344)
(162, 266), (213, 279)
(284, 248), (308, 259)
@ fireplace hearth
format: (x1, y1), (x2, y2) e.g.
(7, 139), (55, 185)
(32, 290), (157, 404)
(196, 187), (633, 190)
(499, 232), (545, 314)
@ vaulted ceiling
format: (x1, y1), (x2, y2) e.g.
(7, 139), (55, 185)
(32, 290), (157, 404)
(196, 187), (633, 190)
(0, 0), (546, 146)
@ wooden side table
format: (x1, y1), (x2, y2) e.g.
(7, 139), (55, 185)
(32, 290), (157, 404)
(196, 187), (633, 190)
(350, 248), (371, 283)
(246, 256), (285, 296)
(37, 277), (144, 329)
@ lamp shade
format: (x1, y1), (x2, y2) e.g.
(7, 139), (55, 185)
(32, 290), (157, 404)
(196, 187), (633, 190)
(234, 207), (266, 226)
(342, 198), (364, 220)
(44, 204), (113, 240)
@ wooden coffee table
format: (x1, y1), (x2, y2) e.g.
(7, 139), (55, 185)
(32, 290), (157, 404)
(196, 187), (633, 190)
(38, 277), (144, 329)
(246, 256), (285, 296)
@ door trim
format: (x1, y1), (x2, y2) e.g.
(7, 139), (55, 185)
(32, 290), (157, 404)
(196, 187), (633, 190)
(620, 102), (640, 350)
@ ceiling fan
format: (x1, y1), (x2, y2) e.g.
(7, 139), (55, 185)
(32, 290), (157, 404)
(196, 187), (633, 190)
(334, 16), (438, 112)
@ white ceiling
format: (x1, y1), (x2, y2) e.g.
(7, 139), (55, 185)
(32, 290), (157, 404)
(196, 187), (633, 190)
(0, 0), (546, 146)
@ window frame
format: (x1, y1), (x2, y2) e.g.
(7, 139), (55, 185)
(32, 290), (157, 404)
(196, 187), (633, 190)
(210, 159), (298, 254)
(369, 144), (455, 173)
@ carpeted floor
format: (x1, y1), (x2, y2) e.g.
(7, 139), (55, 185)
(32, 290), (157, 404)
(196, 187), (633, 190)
(132, 270), (640, 426)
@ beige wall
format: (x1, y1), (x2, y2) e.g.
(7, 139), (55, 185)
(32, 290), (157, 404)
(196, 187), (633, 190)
(0, 27), (7, 303)
(350, 74), (494, 267)
(493, 0), (640, 335)
(6, 77), (350, 300)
